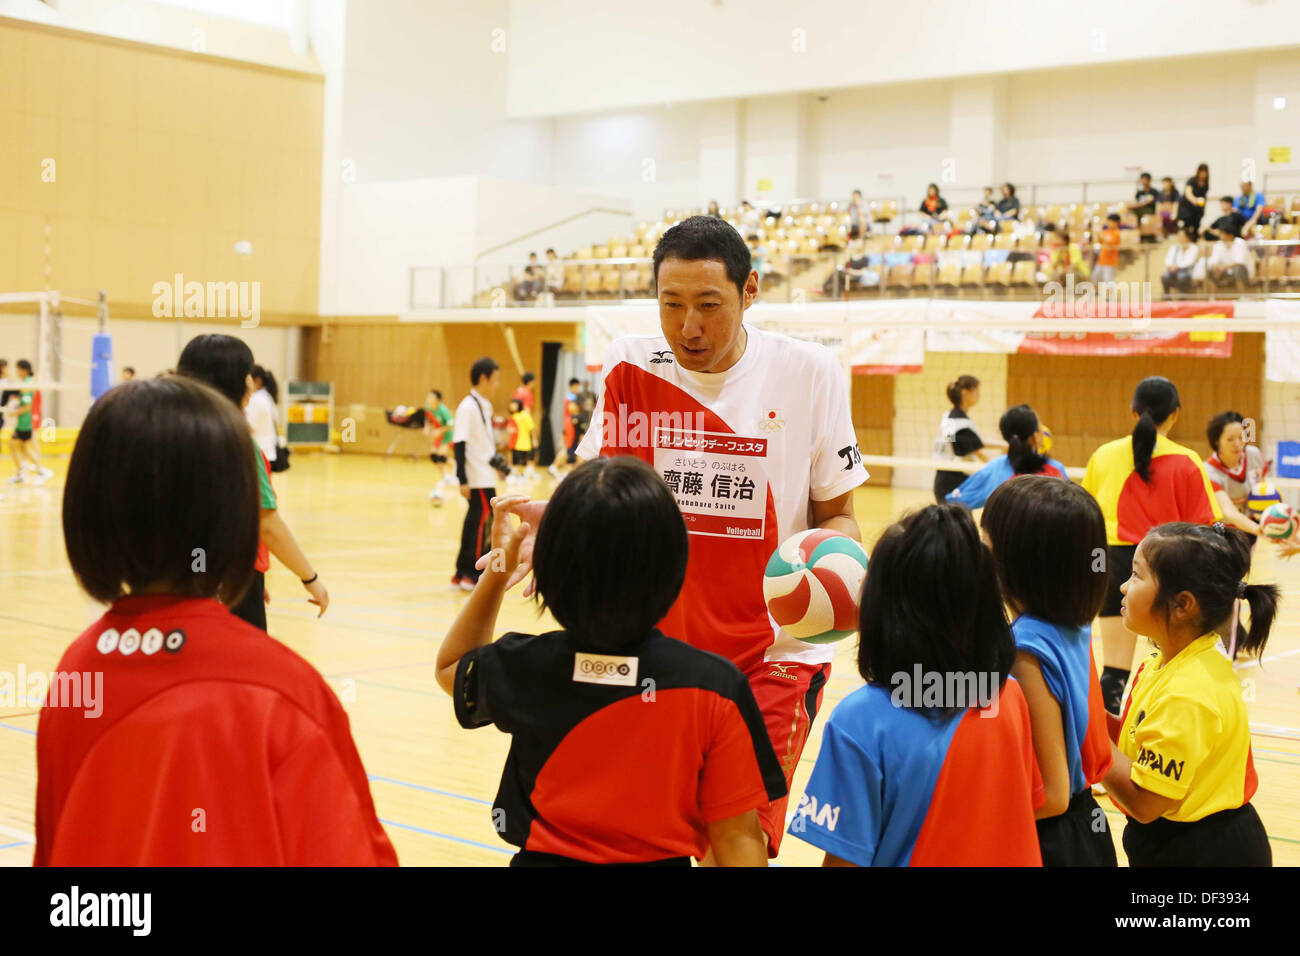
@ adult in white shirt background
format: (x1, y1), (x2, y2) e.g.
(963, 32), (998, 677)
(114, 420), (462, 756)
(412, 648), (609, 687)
(1160, 228), (1200, 297)
(452, 357), (503, 590)
(1207, 226), (1256, 293)
(246, 365), (279, 465)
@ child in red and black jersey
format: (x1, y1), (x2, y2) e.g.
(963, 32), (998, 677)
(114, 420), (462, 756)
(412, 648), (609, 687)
(36, 377), (395, 866)
(436, 456), (786, 866)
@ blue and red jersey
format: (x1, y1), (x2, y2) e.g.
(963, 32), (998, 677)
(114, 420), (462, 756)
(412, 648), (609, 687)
(789, 679), (1044, 866)
(945, 454), (1070, 510)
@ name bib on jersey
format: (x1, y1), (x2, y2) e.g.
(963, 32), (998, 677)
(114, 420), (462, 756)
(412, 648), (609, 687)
(652, 428), (768, 539)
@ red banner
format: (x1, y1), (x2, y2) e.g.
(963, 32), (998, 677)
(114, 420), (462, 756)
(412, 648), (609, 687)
(1021, 301), (1236, 358)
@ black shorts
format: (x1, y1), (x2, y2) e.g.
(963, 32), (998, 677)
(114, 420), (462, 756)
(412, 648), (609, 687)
(1036, 790), (1118, 867)
(1123, 803), (1271, 867)
(11, 428), (32, 442)
(429, 452), (447, 464)
(1100, 544), (1137, 618)
(511, 450), (529, 466)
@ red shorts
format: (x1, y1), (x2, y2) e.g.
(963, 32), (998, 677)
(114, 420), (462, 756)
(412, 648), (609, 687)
(745, 659), (831, 857)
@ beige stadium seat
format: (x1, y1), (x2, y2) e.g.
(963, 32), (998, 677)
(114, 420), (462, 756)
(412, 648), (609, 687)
(912, 262), (934, 289)
(1120, 229), (1139, 248)
(576, 245), (594, 260)
(1287, 257), (1300, 283)
(937, 261), (962, 287)
(1264, 256), (1287, 282)
(1015, 234), (1040, 252)
(600, 264), (623, 294)
(960, 262), (984, 287)
(987, 262), (1013, 286)
(924, 234), (948, 252)
(1011, 260), (1036, 285)
(994, 233), (1015, 250)
(1045, 205), (1062, 222)
(593, 244), (610, 259)
(998, 219), (1016, 233)
(629, 243), (646, 257)
(562, 265), (582, 294)
(867, 235), (892, 254)
(634, 264), (653, 292)
(610, 243), (628, 259)
(901, 235), (924, 253)
(886, 263), (913, 288)
(969, 233), (992, 251)
(584, 267), (602, 295)
(1277, 223), (1299, 241)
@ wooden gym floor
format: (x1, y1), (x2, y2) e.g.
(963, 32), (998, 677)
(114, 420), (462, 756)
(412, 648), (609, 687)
(1, 451), (1297, 866)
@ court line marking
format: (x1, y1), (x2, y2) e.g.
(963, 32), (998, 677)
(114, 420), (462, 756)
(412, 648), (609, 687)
(0, 841), (30, 851)
(0, 721), (36, 736)
(378, 818), (511, 855)
(0, 824), (36, 842)
(368, 775), (492, 805)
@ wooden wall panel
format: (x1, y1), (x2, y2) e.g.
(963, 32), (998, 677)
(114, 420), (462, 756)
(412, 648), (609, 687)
(315, 321), (583, 425)
(0, 20), (323, 321)
(853, 373), (894, 486)
(1007, 334), (1264, 468)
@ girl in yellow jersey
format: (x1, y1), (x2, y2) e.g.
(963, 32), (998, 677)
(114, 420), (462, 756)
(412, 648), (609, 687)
(1104, 522), (1276, 866)
(1082, 377), (1221, 714)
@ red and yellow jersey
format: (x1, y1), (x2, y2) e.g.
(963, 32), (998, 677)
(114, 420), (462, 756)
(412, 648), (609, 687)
(1116, 634), (1257, 822)
(35, 595), (397, 866)
(1082, 433), (1221, 545)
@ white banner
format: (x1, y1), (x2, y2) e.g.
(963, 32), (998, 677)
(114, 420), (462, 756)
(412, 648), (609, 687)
(1266, 299), (1300, 384)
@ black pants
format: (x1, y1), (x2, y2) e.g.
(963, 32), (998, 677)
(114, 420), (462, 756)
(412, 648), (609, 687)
(511, 850), (691, 867)
(456, 487), (495, 581)
(1036, 790), (1118, 867)
(1123, 803), (1271, 867)
(933, 469), (966, 503)
(230, 569), (267, 631)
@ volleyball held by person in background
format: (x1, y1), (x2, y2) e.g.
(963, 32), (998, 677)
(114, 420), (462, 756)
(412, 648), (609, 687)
(946, 404), (1068, 510)
(981, 476), (1117, 866)
(1104, 522), (1276, 866)
(763, 529), (868, 644)
(37, 376), (394, 866)
(436, 456), (785, 866)
(789, 504), (1044, 866)
(1081, 376), (1220, 715)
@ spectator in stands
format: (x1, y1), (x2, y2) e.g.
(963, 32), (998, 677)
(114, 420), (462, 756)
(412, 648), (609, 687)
(1207, 196), (1242, 239)
(121, 366), (136, 382)
(848, 189), (866, 240)
(1233, 181), (1267, 238)
(919, 183), (950, 229)
(747, 236), (766, 284)
(740, 200), (761, 240)
(1156, 176), (1180, 236)
(1128, 173), (1157, 242)
(1177, 163), (1211, 237)
(995, 183), (1021, 222)
(515, 252), (543, 300)
(1094, 213), (1122, 284)
(1206, 223), (1255, 293)
(544, 248), (563, 297)
(1046, 228), (1089, 284)
(969, 187), (998, 235)
(707, 200), (721, 217)
(1161, 228), (1200, 297)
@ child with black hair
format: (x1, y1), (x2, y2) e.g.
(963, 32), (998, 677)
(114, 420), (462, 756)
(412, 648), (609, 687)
(789, 504), (1044, 866)
(946, 404), (1068, 509)
(1082, 376), (1221, 715)
(36, 377), (394, 865)
(436, 456), (785, 866)
(1104, 522), (1276, 866)
(982, 477), (1118, 866)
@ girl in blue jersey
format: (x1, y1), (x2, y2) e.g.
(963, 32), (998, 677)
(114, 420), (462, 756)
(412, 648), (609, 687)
(981, 476), (1118, 866)
(789, 504), (1045, 866)
(946, 404), (1068, 510)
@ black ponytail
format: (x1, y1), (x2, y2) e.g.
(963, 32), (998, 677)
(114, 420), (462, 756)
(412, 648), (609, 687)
(946, 374), (980, 409)
(1000, 404), (1047, 475)
(1143, 522), (1279, 657)
(1131, 376), (1180, 483)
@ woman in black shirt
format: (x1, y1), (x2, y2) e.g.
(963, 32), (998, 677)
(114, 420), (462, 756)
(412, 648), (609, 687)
(934, 375), (990, 502)
(1177, 163), (1210, 237)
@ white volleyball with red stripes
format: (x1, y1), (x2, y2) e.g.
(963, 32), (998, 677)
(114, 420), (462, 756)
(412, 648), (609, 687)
(762, 528), (869, 644)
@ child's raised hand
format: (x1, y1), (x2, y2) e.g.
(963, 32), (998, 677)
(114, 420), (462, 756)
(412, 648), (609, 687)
(486, 507), (531, 584)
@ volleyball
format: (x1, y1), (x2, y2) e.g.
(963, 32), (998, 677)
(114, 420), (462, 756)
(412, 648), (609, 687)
(1246, 482), (1283, 516)
(1259, 502), (1296, 540)
(763, 529), (868, 643)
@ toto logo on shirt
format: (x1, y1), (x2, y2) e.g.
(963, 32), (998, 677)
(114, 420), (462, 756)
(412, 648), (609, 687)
(96, 628), (186, 656)
(572, 652), (638, 687)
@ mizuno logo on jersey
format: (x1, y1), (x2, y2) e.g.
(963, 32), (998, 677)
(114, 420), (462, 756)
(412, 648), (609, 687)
(649, 350), (674, 364)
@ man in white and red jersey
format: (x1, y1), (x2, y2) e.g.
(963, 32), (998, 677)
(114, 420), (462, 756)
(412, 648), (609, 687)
(490, 215), (867, 857)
